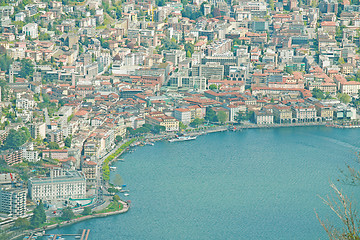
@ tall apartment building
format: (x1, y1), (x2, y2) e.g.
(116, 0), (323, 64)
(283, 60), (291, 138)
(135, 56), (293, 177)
(192, 62), (224, 80)
(29, 122), (46, 140)
(0, 188), (26, 217)
(0, 150), (23, 166)
(82, 160), (97, 185)
(28, 168), (86, 202)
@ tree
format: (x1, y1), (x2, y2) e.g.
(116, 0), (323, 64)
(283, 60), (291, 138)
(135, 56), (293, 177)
(236, 111), (254, 123)
(190, 118), (205, 128)
(316, 156), (360, 239)
(31, 201), (46, 228)
(19, 59), (34, 79)
(217, 111), (228, 124)
(4, 128), (30, 149)
(205, 108), (218, 122)
(61, 207), (74, 221)
(209, 84), (218, 90)
(113, 195), (121, 201)
(184, 43), (194, 56)
(64, 137), (71, 148)
(115, 135), (122, 143)
(179, 122), (187, 130)
(186, 50), (192, 58)
(0, 54), (12, 72)
(108, 187), (119, 194)
(153, 125), (166, 134)
(337, 93), (351, 104)
(48, 142), (60, 149)
(13, 217), (30, 230)
(312, 88), (325, 99)
(338, 57), (345, 65)
(82, 207), (92, 216)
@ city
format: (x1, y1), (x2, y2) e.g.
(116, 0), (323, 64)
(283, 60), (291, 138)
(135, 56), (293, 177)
(0, 0), (359, 238)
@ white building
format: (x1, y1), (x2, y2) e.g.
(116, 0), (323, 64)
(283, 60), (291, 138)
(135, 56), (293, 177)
(0, 188), (27, 217)
(16, 97), (36, 110)
(28, 168), (86, 202)
(174, 108), (192, 125)
(19, 142), (39, 162)
(29, 122), (46, 140)
(15, 12), (26, 22)
(23, 23), (38, 39)
(254, 110), (274, 125)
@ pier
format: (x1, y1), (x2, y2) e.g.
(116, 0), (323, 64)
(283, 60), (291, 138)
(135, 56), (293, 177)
(24, 229), (91, 240)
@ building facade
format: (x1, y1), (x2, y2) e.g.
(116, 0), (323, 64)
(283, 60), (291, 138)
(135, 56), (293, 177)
(28, 168), (86, 202)
(0, 188), (26, 217)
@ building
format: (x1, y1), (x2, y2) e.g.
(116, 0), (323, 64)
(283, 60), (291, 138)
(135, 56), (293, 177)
(272, 105), (293, 123)
(42, 149), (68, 160)
(81, 160), (97, 185)
(291, 104), (317, 122)
(192, 62), (224, 80)
(0, 150), (23, 166)
(28, 168), (86, 202)
(29, 123), (46, 140)
(0, 188), (26, 217)
(47, 130), (64, 143)
(22, 23), (38, 39)
(16, 97), (36, 110)
(254, 110), (274, 125)
(19, 142), (39, 162)
(174, 108), (191, 125)
(145, 112), (179, 131)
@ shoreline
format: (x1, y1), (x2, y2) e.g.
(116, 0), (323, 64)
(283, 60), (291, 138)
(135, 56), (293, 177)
(28, 122), (356, 238)
(14, 200), (129, 240)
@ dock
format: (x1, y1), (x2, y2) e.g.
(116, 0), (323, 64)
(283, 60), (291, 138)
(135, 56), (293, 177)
(25, 229), (91, 240)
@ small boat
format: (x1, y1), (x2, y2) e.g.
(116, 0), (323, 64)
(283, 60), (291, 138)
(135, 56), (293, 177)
(124, 193), (129, 196)
(110, 166), (117, 171)
(169, 135), (197, 143)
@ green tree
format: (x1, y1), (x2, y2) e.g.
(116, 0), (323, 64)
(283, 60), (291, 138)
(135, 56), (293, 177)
(312, 88), (325, 99)
(217, 111), (228, 124)
(179, 122), (187, 130)
(108, 187), (119, 194)
(337, 93), (351, 104)
(115, 135), (122, 143)
(64, 137), (72, 148)
(113, 195), (121, 201)
(190, 118), (205, 128)
(205, 108), (218, 122)
(0, 54), (12, 72)
(209, 84), (218, 90)
(61, 207), (74, 221)
(236, 111), (254, 122)
(338, 57), (345, 65)
(31, 201), (46, 228)
(184, 43), (194, 56)
(153, 125), (166, 134)
(13, 217), (30, 230)
(19, 59), (34, 79)
(186, 50), (191, 58)
(48, 142), (60, 149)
(4, 128), (30, 149)
(82, 207), (92, 216)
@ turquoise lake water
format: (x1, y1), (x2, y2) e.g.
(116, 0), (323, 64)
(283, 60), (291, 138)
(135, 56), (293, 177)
(47, 127), (360, 239)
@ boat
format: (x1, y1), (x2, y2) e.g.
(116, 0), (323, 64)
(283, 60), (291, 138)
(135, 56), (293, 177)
(169, 135), (197, 142)
(124, 193), (130, 196)
(110, 166), (117, 171)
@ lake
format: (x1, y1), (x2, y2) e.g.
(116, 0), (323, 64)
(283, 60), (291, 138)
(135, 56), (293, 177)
(47, 127), (360, 239)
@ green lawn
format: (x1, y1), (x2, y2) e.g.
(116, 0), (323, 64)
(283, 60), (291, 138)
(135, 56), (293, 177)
(95, 201), (123, 214)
